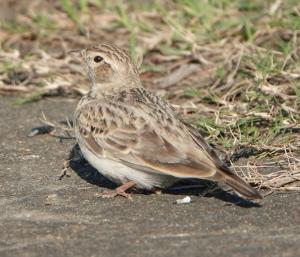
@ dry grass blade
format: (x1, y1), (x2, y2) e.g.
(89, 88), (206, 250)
(155, 63), (200, 88)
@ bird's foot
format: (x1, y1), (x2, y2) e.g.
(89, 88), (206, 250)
(152, 188), (162, 195)
(97, 181), (136, 200)
(58, 159), (72, 180)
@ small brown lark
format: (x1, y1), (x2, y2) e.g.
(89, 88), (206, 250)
(70, 43), (262, 200)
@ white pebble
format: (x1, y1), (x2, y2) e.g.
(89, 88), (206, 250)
(176, 196), (191, 204)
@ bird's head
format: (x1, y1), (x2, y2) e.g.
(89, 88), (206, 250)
(69, 44), (141, 91)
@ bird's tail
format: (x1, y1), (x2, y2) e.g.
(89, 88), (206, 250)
(220, 170), (262, 199)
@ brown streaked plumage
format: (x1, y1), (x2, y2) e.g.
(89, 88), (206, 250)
(71, 43), (262, 200)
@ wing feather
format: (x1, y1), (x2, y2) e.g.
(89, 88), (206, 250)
(75, 100), (217, 178)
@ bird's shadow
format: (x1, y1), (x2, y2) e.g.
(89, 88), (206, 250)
(68, 144), (261, 208)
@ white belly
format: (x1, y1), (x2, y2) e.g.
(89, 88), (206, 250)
(79, 144), (176, 189)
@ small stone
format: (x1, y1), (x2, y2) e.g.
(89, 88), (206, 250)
(176, 196), (191, 204)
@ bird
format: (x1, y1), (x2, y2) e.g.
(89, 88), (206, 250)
(69, 43), (262, 200)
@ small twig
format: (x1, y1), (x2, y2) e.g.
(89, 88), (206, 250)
(155, 63), (200, 88)
(29, 113), (75, 139)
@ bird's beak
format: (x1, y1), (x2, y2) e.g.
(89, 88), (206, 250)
(68, 49), (85, 61)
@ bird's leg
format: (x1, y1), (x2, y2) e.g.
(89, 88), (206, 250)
(98, 181), (136, 200)
(58, 159), (72, 180)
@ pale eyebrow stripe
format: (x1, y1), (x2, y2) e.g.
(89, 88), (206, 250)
(91, 44), (132, 64)
(99, 44), (130, 61)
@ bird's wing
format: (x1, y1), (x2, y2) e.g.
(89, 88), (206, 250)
(75, 99), (218, 179)
(182, 121), (231, 172)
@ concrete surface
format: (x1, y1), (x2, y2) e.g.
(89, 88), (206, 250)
(0, 96), (299, 257)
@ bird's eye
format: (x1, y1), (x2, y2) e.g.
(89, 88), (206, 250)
(94, 56), (103, 63)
